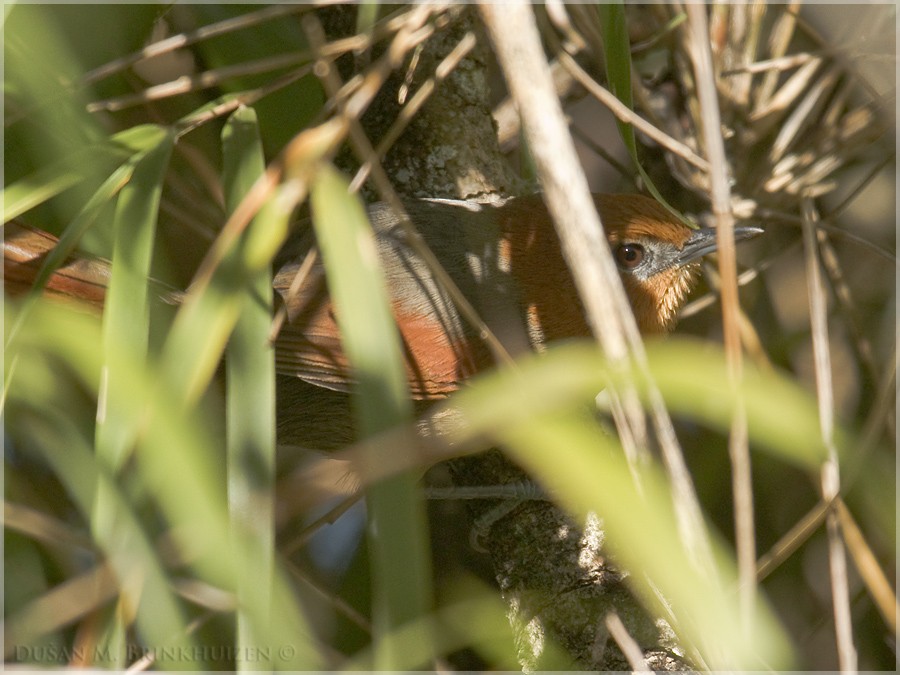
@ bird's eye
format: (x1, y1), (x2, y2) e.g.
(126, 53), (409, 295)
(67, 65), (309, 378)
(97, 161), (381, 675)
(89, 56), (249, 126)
(615, 243), (645, 270)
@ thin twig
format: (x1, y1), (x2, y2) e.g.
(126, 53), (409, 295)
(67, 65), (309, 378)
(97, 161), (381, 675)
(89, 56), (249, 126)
(269, 246), (320, 344)
(480, 1), (716, 582)
(756, 499), (830, 582)
(604, 613), (652, 673)
(557, 51), (711, 174)
(816, 231), (879, 387)
(836, 499), (898, 635)
(349, 31), (477, 192)
(843, 343), (897, 490)
(88, 52), (312, 113)
(695, 260), (771, 371)
(282, 493), (362, 557)
(680, 244), (791, 320)
(686, 4), (756, 624)
(752, 2), (802, 113)
(768, 65), (840, 166)
(83, 3), (316, 84)
(176, 66), (315, 136)
(823, 152), (897, 222)
(285, 556), (373, 633)
(479, 0), (649, 462)
(801, 197), (857, 673)
(81, 1), (408, 89)
(83, 4), (422, 118)
(544, 0), (588, 54)
(569, 123), (639, 187)
(494, 58), (581, 153)
(722, 51), (817, 76)
(750, 207), (896, 262)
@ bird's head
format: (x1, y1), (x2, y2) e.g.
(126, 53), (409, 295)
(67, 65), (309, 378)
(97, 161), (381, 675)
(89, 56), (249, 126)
(497, 193), (762, 343)
(595, 194), (762, 333)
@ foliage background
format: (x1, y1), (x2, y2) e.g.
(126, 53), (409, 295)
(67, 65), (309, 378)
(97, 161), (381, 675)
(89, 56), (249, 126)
(3, 3), (895, 671)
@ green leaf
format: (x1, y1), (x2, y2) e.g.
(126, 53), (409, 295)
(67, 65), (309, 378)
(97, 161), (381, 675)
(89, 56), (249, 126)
(440, 337), (825, 668)
(641, 338), (837, 466)
(447, 338), (833, 470)
(94, 128), (175, 473)
(2, 125), (168, 221)
(88, 129), (175, 665)
(221, 105), (276, 671)
(310, 167), (433, 665)
(159, 174), (294, 408)
(4, 160), (135, 351)
(598, 3), (685, 221)
(4, 301), (195, 669)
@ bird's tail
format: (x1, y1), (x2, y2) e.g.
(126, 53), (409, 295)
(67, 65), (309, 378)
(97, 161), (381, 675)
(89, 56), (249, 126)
(3, 222), (182, 307)
(4, 222), (112, 309)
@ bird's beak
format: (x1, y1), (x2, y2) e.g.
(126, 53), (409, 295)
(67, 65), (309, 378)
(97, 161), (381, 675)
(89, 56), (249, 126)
(677, 225), (764, 265)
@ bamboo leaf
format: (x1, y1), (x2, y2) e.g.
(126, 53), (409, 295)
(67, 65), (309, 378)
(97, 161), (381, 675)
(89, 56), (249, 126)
(94, 128), (175, 473)
(2, 125), (168, 221)
(4, 160), (135, 350)
(310, 167), (432, 666)
(221, 105), (276, 670)
(4, 301), (195, 669)
(88, 129), (175, 665)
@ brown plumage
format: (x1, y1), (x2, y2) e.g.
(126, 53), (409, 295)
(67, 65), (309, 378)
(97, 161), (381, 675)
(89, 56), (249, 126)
(4, 194), (761, 405)
(4, 222), (110, 308)
(273, 193), (760, 398)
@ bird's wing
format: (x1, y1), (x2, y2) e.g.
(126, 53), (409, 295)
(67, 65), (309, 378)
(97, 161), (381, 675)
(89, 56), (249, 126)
(272, 223), (488, 400)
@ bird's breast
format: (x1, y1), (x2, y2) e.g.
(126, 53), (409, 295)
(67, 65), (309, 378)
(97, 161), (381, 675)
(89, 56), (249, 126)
(494, 195), (592, 347)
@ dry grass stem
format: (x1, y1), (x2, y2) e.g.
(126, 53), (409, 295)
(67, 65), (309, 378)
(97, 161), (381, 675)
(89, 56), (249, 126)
(286, 559), (373, 633)
(801, 197), (857, 672)
(756, 499), (830, 582)
(269, 246), (319, 343)
(482, 0), (718, 588)
(604, 612), (652, 673)
(558, 51), (711, 173)
(723, 51), (817, 76)
(4, 500), (95, 553)
(87, 53), (313, 113)
(685, 4), (756, 623)
(82, 3), (314, 85)
(479, 0), (650, 462)
(4, 564), (119, 657)
(836, 500), (898, 636)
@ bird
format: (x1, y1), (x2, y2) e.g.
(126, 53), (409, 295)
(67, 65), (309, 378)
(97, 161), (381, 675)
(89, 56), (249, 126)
(271, 193), (761, 400)
(4, 193), (761, 427)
